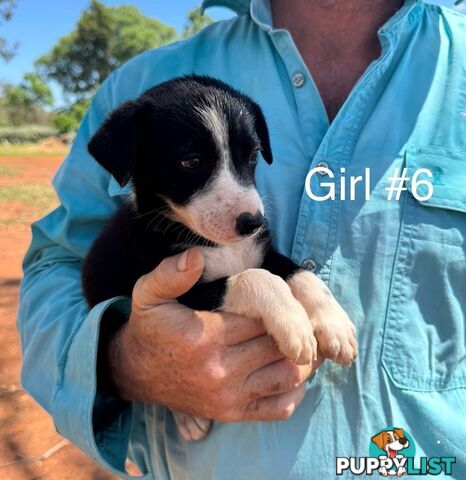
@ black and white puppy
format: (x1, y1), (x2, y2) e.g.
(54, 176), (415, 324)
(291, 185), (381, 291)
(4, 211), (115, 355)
(83, 75), (357, 441)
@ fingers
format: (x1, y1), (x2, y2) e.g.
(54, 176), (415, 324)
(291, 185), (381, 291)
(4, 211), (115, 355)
(244, 356), (323, 399)
(220, 314), (266, 345)
(241, 384), (307, 422)
(133, 248), (205, 308)
(228, 334), (284, 372)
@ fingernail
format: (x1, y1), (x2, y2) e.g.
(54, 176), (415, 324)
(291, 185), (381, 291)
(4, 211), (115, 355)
(177, 250), (189, 272)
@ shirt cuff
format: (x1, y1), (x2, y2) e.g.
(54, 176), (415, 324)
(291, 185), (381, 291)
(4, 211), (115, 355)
(51, 296), (150, 479)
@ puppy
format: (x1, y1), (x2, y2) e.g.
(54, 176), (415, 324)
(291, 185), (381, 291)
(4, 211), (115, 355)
(83, 75), (357, 441)
(371, 429), (410, 477)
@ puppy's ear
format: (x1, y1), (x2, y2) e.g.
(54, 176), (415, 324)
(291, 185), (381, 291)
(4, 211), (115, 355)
(371, 431), (387, 450)
(250, 102), (273, 165)
(88, 99), (147, 187)
(394, 428), (405, 439)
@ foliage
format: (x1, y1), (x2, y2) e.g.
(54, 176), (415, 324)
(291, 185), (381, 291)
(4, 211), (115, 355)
(1, 73), (54, 126)
(182, 7), (213, 39)
(0, 0), (17, 61)
(3, 3), (214, 135)
(5, 73), (54, 108)
(53, 99), (90, 133)
(36, 1), (177, 100)
(0, 125), (58, 144)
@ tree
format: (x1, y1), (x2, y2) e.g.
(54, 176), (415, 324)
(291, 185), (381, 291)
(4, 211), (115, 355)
(5, 73), (53, 108)
(182, 7), (213, 39)
(36, 1), (177, 100)
(3, 73), (54, 125)
(0, 0), (17, 61)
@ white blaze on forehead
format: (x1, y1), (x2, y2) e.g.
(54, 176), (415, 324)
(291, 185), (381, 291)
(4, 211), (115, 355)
(195, 103), (230, 163)
(167, 99), (264, 244)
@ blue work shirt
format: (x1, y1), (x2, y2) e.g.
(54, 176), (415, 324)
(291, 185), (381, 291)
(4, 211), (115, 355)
(17, 0), (466, 478)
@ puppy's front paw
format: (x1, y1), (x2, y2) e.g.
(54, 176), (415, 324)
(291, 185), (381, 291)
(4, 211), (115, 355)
(287, 271), (358, 365)
(171, 410), (212, 442)
(222, 269), (317, 365)
(314, 307), (357, 365)
(273, 300), (317, 365)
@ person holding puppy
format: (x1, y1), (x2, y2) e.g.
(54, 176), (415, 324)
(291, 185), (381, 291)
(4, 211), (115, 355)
(18, 0), (466, 479)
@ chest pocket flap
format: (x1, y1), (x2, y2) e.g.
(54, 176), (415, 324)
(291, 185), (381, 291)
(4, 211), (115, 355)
(406, 146), (466, 213)
(382, 146), (466, 391)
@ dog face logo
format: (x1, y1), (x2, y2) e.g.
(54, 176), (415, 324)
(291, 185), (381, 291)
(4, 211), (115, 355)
(372, 428), (410, 459)
(371, 429), (411, 477)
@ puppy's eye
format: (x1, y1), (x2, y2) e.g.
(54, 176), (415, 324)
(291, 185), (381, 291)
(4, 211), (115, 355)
(180, 156), (202, 171)
(249, 150), (259, 165)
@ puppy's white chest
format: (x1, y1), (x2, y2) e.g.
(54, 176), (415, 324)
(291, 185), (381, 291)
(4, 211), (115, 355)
(201, 238), (264, 282)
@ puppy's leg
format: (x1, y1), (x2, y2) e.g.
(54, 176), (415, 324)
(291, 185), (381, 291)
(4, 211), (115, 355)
(262, 247), (357, 365)
(287, 270), (357, 365)
(171, 410), (212, 442)
(221, 269), (317, 364)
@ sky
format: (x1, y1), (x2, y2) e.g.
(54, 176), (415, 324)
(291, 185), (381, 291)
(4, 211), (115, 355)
(0, 0), (234, 102)
(0, 0), (464, 106)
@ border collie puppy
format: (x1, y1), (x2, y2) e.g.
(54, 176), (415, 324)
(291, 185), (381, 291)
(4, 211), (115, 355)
(83, 75), (357, 442)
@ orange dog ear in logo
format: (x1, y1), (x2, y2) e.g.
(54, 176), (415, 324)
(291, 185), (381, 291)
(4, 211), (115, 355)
(393, 428), (405, 439)
(371, 431), (388, 450)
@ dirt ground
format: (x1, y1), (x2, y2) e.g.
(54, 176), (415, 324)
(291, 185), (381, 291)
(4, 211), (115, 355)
(0, 147), (121, 480)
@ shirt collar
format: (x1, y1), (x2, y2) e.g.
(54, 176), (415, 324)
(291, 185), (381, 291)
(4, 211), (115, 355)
(201, 0), (250, 15)
(202, 0), (424, 36)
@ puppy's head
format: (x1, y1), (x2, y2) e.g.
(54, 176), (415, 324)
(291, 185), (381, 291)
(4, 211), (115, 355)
(88, 75), (272, 245)
(371, 429), (409, 458)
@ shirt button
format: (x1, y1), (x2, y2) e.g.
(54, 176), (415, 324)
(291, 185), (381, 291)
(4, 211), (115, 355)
(316, 162), (330, 175)
(301, 258), (317, 272)
(292, 73), (305, 88)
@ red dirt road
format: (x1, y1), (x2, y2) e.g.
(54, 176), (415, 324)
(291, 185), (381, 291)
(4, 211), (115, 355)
(0, 152), (119, 480)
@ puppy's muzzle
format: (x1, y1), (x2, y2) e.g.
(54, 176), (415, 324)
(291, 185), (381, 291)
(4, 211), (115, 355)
(235, 211), (265, 236)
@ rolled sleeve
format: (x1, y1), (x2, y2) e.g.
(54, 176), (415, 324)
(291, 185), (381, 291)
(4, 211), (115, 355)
(17, 76), (149, 478)
(52, 296), (135, 475)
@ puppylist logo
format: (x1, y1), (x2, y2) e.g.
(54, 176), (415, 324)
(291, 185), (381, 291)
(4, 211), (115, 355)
(336, 427), (456, 477)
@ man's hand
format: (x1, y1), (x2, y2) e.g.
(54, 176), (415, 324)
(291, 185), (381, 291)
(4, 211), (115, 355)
(105, 248), (322, 422)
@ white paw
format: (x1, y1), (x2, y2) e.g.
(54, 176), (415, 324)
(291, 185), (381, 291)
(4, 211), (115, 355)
(171, 410), (212, 442)
(397, 467), (407, 477)
(314, 304), (357, 365)
(272, 300), (317, 365)
(222, 269), (317, 365)
(287, 271), (357, 365)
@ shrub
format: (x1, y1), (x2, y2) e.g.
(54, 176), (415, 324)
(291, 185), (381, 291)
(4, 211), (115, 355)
(53, 100), (89, 133)
(0, 125), (58, 144)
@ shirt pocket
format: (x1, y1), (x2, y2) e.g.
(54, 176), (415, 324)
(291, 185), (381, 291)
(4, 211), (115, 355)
(382, 147), (466, 391)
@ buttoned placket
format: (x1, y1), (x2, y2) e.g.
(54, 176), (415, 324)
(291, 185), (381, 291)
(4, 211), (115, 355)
(251, 0), (420, 284)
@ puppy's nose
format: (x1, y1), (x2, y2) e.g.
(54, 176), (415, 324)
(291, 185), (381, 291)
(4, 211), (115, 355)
(399, 438), (408, 445)
(236, 211), (265, 236)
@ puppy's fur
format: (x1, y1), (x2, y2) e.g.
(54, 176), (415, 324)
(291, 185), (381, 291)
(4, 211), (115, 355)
(83, 76), (357, 441)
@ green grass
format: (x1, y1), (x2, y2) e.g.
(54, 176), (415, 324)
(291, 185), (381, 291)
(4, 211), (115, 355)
(0, 125), (58, 144)
(0, 144), (67, 157)
(0, 184), (57, 209)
